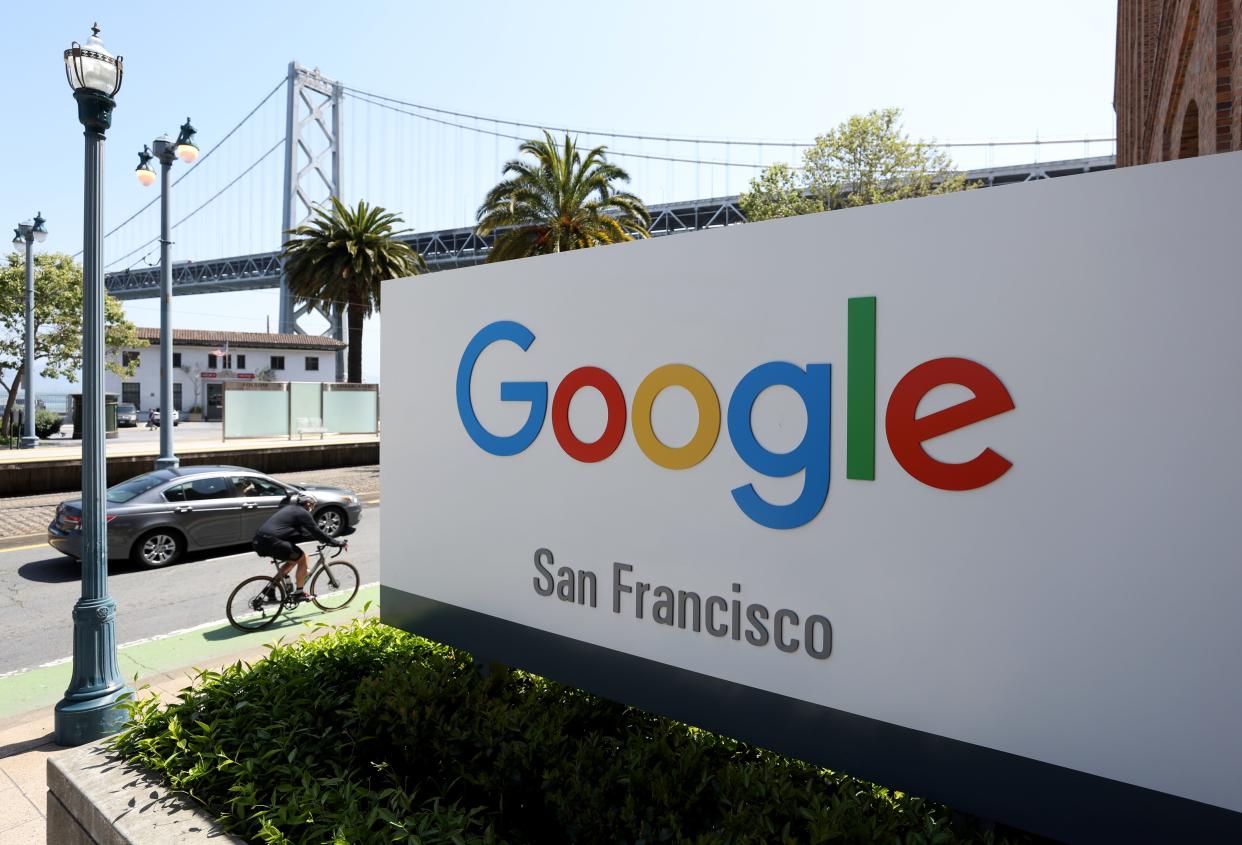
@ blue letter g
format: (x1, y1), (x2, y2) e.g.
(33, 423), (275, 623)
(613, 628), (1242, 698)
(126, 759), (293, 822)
(457, 321), (547, 456)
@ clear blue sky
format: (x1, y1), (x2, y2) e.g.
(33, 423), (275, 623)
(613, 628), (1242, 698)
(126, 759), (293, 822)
(3, 1), (1119, 389)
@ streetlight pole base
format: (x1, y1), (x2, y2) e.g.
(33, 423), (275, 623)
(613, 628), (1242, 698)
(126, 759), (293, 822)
(54, 686), (132, 747)
(154, 455), (180, 470)
(53, 596), (132, 746)
(18, 436), (39, 449)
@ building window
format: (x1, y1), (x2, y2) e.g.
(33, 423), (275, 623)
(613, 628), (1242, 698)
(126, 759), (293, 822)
(173, 383), (183, 411)
(236, 354), (246, 369)
(271, 355), (285, 370)
(221, 355), (232, 370)
(172, 352), (181, 367)
(207, 354), (218, 369)
(305, 356), (319, 371)
(122, 351), (140, 367)
(122, 383), (141, 408)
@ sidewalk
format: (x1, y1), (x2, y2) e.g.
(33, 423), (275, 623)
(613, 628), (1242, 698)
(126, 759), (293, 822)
(0, 587), (380, 844)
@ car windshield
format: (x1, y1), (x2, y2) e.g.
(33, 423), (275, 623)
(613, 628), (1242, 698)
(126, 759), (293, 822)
(117, 404), (135, 412)
(106, 472), (170, 504)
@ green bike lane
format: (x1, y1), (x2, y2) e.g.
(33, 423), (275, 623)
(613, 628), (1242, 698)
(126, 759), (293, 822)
(0, 583), (379, 722)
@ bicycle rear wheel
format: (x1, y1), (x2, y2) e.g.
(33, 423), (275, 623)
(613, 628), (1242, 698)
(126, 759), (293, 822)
(310, 561), (360, 611)
(227, 575), (286, 631)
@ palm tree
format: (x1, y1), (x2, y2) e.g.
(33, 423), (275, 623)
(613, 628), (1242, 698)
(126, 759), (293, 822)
(281, 198), (426, 383)
(476, 131), (651, 262)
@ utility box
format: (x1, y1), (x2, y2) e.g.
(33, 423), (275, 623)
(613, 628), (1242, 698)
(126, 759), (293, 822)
(70, 393), (119, 439)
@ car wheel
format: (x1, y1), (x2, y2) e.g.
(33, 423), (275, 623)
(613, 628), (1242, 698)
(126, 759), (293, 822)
(131, 529), (185, 567)
(316, 506), (346, 538)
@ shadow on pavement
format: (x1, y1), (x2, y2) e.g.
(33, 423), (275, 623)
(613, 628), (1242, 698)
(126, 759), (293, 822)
(18, 542), (259, 583)
(0, 731), (57, 759)
(200, 610), (323, 642)
(17, 556), (81, 584)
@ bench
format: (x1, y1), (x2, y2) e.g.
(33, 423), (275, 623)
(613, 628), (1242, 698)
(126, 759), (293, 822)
(294, 416), (328, 439)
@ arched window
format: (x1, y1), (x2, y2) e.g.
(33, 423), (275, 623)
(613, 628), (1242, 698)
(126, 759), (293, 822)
(1178, 100), (1201, 158)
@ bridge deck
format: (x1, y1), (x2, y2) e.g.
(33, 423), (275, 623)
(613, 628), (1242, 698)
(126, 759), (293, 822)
(104, 155), (1115, 299)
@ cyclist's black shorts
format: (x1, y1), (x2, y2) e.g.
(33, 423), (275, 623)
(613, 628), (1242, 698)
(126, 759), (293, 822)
(253, 533), (301, 562)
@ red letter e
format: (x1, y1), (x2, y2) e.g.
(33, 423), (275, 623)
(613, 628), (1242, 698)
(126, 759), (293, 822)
(885, 357), (1014, 491)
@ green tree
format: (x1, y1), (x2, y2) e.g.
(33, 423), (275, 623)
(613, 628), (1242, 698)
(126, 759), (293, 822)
(0, 252), (142, 437)
(0, 251), (142, 434)
(737, 163), (825, 221)
(740, 108), (974, 222)
(476, 131), (652, 261)
(281, 198), (427, 384)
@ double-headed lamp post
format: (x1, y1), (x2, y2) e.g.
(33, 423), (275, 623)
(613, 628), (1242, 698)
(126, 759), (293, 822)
(11, 213), (48, 450)
(136, 119), (198, 470)
(56, 23), (129, 746)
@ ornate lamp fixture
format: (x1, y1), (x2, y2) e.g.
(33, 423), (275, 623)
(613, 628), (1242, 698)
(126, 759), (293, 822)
(63, 23), (123, 131)
(135, 146), (156, 187)
(174, 118), (199, 164)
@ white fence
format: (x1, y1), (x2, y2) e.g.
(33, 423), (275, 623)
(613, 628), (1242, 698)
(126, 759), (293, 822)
(222, 382), (378, 440)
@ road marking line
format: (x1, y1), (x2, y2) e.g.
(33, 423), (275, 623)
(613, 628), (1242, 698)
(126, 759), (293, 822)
(0, 582), (381, 681)
(0, 542), (49, 553)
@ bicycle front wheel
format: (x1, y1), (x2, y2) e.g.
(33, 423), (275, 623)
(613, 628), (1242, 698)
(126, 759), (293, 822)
(311, 561), (360, 611)
(227, 575), (286, 632)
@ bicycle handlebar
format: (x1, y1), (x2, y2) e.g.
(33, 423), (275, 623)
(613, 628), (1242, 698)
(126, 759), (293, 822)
(317, 541), (347, 557)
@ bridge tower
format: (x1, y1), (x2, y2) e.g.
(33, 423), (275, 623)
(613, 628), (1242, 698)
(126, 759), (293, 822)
(280, 62), (345, 380)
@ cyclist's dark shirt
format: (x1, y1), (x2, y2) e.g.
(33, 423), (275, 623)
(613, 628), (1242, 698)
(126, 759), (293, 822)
(255, 504), (339, 546)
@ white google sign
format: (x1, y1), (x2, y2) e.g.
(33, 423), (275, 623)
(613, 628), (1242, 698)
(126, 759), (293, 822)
(382, 151), (1242, 841)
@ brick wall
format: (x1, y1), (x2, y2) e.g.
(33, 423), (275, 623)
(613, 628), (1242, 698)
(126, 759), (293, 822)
(1116, 0), (1240, 165)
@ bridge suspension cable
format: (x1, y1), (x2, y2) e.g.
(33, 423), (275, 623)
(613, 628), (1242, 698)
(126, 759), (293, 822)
(348, 89), (1116, 179)
(342, 84), (810, 148)
(345, 91), (771, 169)
(342, 83), (1114, 153)
(76, 77), (286, 260)
(106, 137), (285, 271)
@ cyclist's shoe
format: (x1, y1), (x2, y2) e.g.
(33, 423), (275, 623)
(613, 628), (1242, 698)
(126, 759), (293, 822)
(290, 590), (315, 604)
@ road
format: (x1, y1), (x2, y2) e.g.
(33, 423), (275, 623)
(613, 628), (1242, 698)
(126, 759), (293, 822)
(0, 505), (381, 676)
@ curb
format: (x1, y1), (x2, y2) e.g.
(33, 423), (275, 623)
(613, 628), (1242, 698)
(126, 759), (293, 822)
(0, 532), (46, 551)
(48, 739), (245, 843)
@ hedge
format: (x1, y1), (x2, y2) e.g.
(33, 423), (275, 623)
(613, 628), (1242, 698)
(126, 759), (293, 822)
(111, 618), (1039, 844)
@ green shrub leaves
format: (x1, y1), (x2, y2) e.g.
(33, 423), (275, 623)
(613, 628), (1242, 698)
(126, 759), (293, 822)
(111, 620), (1030, 844)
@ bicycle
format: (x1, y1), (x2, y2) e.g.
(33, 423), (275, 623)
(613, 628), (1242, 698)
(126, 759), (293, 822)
(225, 542), (360, 632)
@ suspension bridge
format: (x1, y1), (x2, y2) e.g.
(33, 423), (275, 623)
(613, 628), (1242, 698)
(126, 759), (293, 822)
(97, 62), (1117, 363)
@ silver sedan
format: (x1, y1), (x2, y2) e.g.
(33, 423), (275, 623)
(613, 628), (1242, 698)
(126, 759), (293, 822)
(47, 465), (363, 567)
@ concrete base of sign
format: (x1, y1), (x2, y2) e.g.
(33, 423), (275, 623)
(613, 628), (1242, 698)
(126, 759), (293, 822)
(46, 742), (242, 843)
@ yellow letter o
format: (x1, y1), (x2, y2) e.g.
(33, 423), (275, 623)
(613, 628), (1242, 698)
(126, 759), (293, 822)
(631, 364), (721, 469)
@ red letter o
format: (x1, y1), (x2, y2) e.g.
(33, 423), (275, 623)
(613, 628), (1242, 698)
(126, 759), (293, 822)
(552, 366), (627, 463)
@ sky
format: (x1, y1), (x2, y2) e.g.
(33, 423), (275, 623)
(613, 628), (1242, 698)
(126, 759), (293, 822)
(1, 1), (1119, 392)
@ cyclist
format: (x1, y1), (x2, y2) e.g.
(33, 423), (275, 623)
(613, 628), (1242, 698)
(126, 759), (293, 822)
(252, 492), (345, 602)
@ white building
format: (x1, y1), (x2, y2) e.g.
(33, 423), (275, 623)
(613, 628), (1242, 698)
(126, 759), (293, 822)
(106, 328), (346, 421)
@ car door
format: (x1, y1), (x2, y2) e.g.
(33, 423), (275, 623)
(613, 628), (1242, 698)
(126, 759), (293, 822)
(231, 474), (289, 537)
(162, 475), (243, 549)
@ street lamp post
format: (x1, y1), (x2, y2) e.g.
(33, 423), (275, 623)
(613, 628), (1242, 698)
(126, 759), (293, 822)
(136, 119), (198, 470)
(55, 23), (129, 746)
(10, 213), (47, 450)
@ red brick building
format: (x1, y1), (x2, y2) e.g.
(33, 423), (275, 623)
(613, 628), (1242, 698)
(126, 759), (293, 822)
(1115, 1), (1238, 165)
